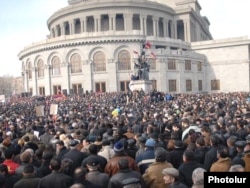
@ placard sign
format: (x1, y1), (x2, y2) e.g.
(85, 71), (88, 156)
(35, 105), (45, 117)
(50, 104), (58, 115)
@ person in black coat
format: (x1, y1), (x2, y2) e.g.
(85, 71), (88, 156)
(0, 164), (20, 188)
(36, 152), (53, 178)
(39, 158), (73, 188)
(13, 164), (41, 188)
(55, 140), (69, 160)
(63, 139), (88, 171)
(81, 144), (107, 172)
(168, 140), (185, 169)
(74, 167), (101, 188)
(178, 149), (204, 188)
(203, 134), (221, 171)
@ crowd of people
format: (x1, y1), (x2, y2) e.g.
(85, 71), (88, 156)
(0, 89), (249, 188)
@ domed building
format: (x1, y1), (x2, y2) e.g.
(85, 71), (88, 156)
(18, 0), (250, 95)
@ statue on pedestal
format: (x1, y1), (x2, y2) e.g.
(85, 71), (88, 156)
(131, 50), (150, 81)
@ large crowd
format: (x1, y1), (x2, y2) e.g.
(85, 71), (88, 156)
(0, 90), (249, 188)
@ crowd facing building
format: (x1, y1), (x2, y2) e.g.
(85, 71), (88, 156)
(0, 90), (249, 187)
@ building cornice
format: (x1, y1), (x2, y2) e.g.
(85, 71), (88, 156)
(191, 36), (250, 50)
(18, 35), (145, 60)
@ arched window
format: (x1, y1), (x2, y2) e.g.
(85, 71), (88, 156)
(28, 62), (32, 79)
(51, 56), (61, 75)
(93, 51), (106, 72)
(70, 53), (82, 73)
(118, 50), (131, 70)
(37, 59), (44, 78)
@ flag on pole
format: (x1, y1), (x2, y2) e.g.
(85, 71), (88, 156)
(145, 41), (151, 49)
(151, 51), (156, 59)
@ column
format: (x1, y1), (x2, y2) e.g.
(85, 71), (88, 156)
(94, 15), (101, 32)
(140, 15), (147, 35)
(25, 71), (29, 93)
(183, 19), (191, 42)
(109, 14), (116, 31)
(153, 16), (159, 37)
(163, 19), (169, 37)
(34, 68), (38, 95)
(112, 15), (116, 31)
(124, 14), (133, 31)
(140, 16), (143, 34)
(69, 21), (74, 35)
(49, 28), (53, 38)
(60, 23), (65, 35)
(171, 20), (177, 39)
(109, 14), (114, 30)
(67, 64), (71, 92)
(81, 17), (85, 33)
(84, 17), (87, 32)
(55, 26), (59, 37)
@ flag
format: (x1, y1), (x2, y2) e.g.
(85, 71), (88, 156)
(151, 51), (156, 59)
(145, 41), (151, 49)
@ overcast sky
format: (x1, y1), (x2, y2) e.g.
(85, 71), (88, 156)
(0, 0), (249, 77)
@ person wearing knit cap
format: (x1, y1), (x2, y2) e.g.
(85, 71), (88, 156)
(104, 141), (139, 177)
(113, 141), (124, 152)
(135, 138), (156, 174)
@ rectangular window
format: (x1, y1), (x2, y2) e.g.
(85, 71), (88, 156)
(95, 82), (106, 92)
(169, 80), (176, 92)
(72, 83), (82, 95)
(120, 81), (130, 92)
(186, 79), (192, 91)
(185, 60), (191, 71)
(39, 87), (45, 95)
(197, 62), (202, 71)
(168, 59), (176, 70)
(53, 85), (61, 95)
(198, 80), (202, 91)
(211, 80), (220, 90)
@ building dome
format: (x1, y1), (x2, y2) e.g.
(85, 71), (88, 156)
(18, 0), (213, 95)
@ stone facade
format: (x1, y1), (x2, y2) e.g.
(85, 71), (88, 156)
(18, 0), (250, 95)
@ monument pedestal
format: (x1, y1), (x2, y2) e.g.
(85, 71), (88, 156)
(129, 80), (152, 93)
